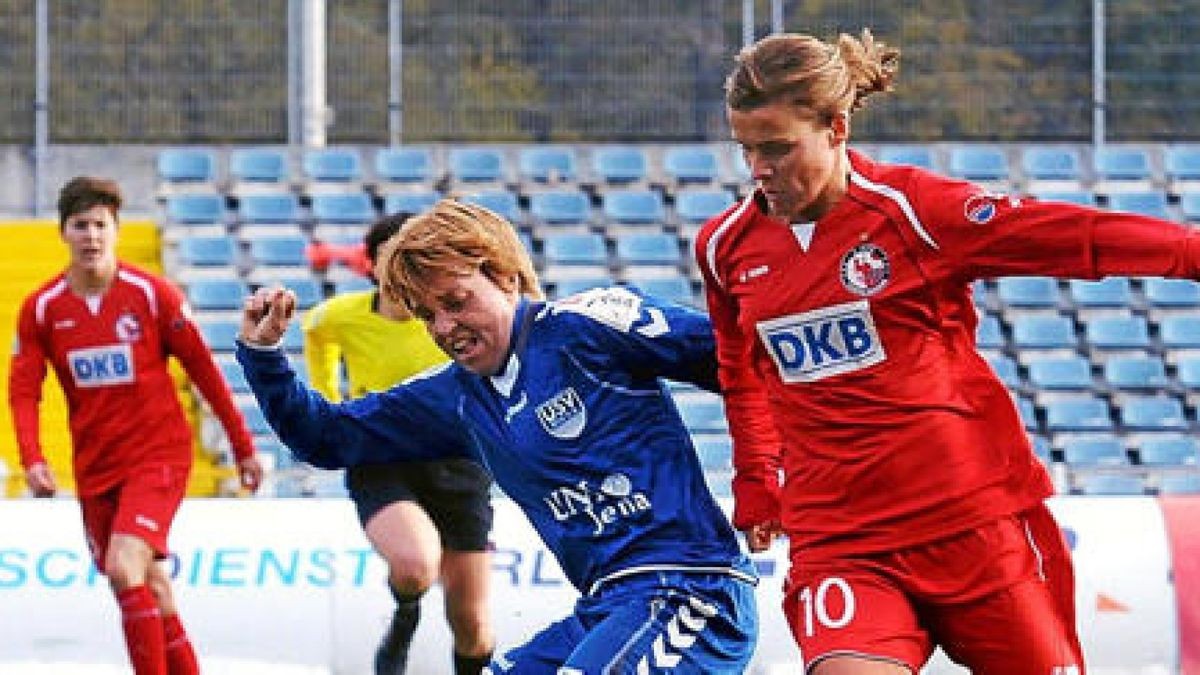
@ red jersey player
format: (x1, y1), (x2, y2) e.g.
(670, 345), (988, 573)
(698, 31), (1200, 674)
(7, 176), (263, 675)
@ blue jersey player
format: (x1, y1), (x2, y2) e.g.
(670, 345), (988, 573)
(236, 199), (758, 674)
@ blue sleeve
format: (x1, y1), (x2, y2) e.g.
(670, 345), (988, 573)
(235, 343), (472, 468)
(551, 287), (719, 391)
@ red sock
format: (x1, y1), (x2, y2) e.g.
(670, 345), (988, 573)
(117, 585), (167, 675)
(163, 614), (200, 675)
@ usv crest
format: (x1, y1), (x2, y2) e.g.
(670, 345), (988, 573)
(839, 243), (890, 296)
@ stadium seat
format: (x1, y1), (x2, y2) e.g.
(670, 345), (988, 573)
(1119, 395), (1189, 431)
(333, 276), (374, 295)
(528, 189), (591, 225)
(552, 276), (615, 299)
(219, 359), (251, 394)
(602, 188), (666, 226)
(302, 147), (363, 185)
(1030, 434), (1053, 465)
(1026, 356), (1093, 391)
(1093, 146), (1153, 182)
(1014, 395), (1039, 431)
(1159, 315), (1200, 349)
(675, 188), (735, 224)
(591, 146), (649, 184)
(879, 145), (935, 170)
(1138, 435), (1199, 466)
(229, 148), (289, 187)
(1106, 191), (1169, 219)
(985, 353), (1021, 389)
(1028, 190), (1095, 207)
(1083, 315), (1151, 351)
(187, 279), (250, 312)
(1143, 277), (1200, 308)
(975, 314), (1006, 350)
(1021, 146), (1083, 182)
(676, 397), (728, 433)
(461, 190), (521, 223)
(628, 277), (695, 306)
(948, 145), (1010, 183)
(198, 318), (242, 352)
(375, 146), (436, 185)
(383, 189), (441, 216)
(1178, 191), (1200, 222)
(542, 232), (608, 266)
(1076, 473), (1145, 496)
(310, 192), (375, 224)
(1102, 354), (1169, 390)
(165, 193), (226, 224)
(1061, 436), (1128, 467)
(158, 148), (216, 187)
(1069, 277), (1133, 309)
(663, 145), (721, 185)
(1011, 315), (1076, 350)
(239, 193), (301, 224)
(996, 276), (1060, 309)
(238, 404), (275, 437)
(615, 232), (682, 266)
(518, 146), (578, 185)
(692, 435), (732, 471)
(1164, 145), (1200, 188)
(280, 322), (305, 351)
(176, 235), (237, 268)
(1158, 474), (1200, 494)
(248, 235), (309, 268)
(1043, 395), (1112, 432)
(449, 146), (506, 184)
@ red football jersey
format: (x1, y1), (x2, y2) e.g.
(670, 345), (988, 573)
(697, 149), (1200, 558)
(8, 263), (255, 496)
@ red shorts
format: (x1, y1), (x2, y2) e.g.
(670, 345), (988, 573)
(79, 464), (188, 571)
(783, 503), (1084, 674)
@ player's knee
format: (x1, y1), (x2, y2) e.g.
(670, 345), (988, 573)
(388, 562), (437, 596)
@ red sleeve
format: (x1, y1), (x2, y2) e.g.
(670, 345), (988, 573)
(8, 296), (48, 468)
(155, 277), (257, 462)
(695, 218), (783, 530)
(910, 174), (1200, 282)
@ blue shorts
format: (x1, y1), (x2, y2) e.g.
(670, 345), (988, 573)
(485, 567), (758, 674)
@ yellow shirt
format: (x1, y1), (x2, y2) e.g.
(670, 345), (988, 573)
(301, 290), (448, 401)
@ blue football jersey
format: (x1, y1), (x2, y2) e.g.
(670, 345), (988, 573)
(238, 286), (753, 594)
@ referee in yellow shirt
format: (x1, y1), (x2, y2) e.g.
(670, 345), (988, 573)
(303, 214), (495, 675)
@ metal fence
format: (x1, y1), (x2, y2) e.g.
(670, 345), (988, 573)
(1, 0), (1199, 144)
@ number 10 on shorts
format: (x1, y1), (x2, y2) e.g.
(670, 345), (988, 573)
(798, 576), (856, 637)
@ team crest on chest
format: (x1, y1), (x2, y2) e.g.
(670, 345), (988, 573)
(114, 312), (143, 343)
(839, 243), (890, 296)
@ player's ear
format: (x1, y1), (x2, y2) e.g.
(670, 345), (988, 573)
(830, 111), (850, 147)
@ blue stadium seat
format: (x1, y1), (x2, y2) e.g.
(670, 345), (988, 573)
(591, 146), (649, 184)
(229, 148), (288, 185)
(219, 360), (251, 394)
(279, 277), (323, 310)
(310, 193), (375, 224)
(1158, 474), (1200, 495)
(1143, 277), (1200, 308)
(602, 188), (666, 225)
(1043, 395), (1112, 432)
(333, 276), (375, 295)
(1106, 191), (1169, 219)
(948, 145), (1010, 182)
(1178, 191), (1200, 222)
(461, 190), (521, 222)
(1021, 146), (1082, 181)
(542, 232), (608, 266)
(165, 194), (225, 224)
(1093, 146), (1153, 182)
(628, 277), (695, 306)
(1026, 356), (1093, 391)
(198, 318), (242, 352)
(302, 148), (363, 184)
(383, 190), (441, 216)
(1139, 435), (1199, 466)
(449, 147), (505, 183)
(238, 404), (274, 437)
(187, 279), (250, 311)
(375, 147), (435, 184)
(1176, 355), (1200, 388)
(676, 188), (735, 224)
(175, 236), (236, 268)
(518, 146), (578, 184)
(248, 235), (309, 268)
(996, 276), (1060, 308)
(1119, 395), (1189, 431)
(1069, 278), (1133, 308)
(1029, 190), (1095, 207)
(1061, 436), (1128, 466)
(1164, 145), (1200, 183)
(879, 145), (935, 170)
(663, 146), (720, 184)
(1102, 355), (1169, 390)
(529, 189), (591, 225)
(1159, 315), (1200, 349)
(1011, 315), (1076, 350)
(692, 435), (732, 470)
(1076, 474), (1145, 496)
(975, 314), (1006, 350)
(676, 398), (729, 433)
(1030, 434), (1053, 465)
(158, 148), (216, 185)
(985, 353), (1021, 388)
(614, 232), (682, 266)
(1084, 316), (1151, 351)
(1015, 395), (1039, 431)
(280, 322), (305, 351)
(239, 193), (301, 224)
(552, 276), (615, 299)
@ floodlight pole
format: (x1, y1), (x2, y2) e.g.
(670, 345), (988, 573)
(742, 0), (754, 48)
(388, 0), (403, 145)
(33, 0), (48, 216)
(1092, 0), (1106, 150)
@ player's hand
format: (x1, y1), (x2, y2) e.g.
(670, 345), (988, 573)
(741, 520), (783, 553)
(25, 462), (57, 497)
(237, 455), (264, 494)
(239, 286), (297, 347)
